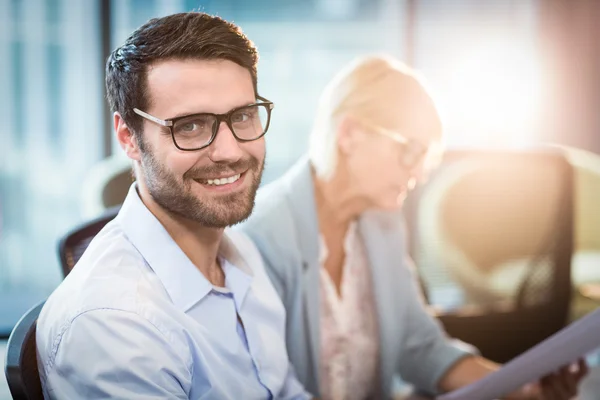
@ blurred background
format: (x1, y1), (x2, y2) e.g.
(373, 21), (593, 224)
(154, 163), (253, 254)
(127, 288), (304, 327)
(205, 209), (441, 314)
(1, 0), (600, 398)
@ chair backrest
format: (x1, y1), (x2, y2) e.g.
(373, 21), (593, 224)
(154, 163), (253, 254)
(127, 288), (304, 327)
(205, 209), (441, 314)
(57, 206), (120, 277)
(80, 155), (132, 219)
(4, 301), (45, 400)
(409, 148), (574, 363)
(441, 157), (564, 273)
(559, 145), (600, 252)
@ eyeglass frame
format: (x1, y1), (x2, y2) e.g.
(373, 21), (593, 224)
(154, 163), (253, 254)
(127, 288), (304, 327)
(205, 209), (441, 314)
(132, 95), (274, 151)
(357, 119), (431, 169)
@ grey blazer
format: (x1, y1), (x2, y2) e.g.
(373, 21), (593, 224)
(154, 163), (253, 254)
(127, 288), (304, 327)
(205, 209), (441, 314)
(238, 157), (472, 398)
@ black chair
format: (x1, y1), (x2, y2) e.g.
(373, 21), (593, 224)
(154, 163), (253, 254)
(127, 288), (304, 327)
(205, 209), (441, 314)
(4, 301), (45, 400)
(407, 148), (574, 363)
(57, 205), (120, 277)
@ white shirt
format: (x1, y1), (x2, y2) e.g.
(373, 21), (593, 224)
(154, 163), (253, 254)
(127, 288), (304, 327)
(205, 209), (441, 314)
(319, 223), (380, 400)
(36, 184), (310, 400)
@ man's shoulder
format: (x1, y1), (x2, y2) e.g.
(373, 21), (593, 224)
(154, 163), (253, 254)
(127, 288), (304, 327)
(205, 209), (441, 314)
(37, 221), (171, 344)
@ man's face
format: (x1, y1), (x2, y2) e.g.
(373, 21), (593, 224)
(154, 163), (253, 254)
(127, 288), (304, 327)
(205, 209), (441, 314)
(137, 59), (265, 228)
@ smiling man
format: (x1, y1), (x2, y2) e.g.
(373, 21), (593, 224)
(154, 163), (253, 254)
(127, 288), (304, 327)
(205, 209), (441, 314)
(36, 12), (310, 400)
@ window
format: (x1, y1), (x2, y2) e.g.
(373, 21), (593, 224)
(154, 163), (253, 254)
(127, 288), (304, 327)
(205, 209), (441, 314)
(413, 0), (542, 148)
(0, 0), (103, 335)
(410, 0), (544, 307)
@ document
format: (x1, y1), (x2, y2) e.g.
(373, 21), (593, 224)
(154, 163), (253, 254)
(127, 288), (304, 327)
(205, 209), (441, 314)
(437, 307), (600, 400)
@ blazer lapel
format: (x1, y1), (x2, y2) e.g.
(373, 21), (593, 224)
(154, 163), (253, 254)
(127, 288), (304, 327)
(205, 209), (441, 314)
(359, 212), (406, 396)
(284, 157), (322, 392)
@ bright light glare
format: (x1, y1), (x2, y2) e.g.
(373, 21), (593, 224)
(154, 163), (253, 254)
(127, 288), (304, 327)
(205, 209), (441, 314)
(439, 37), (544, 147)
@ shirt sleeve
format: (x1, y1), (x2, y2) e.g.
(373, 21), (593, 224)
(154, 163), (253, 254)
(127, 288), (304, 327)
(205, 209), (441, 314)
(42, 308), (191, 399)
(277, 361), (313, 400)
(396, 256), (478, 396)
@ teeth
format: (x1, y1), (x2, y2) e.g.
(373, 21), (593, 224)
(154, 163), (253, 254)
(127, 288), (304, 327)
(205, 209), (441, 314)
(204, 174), (240, 186)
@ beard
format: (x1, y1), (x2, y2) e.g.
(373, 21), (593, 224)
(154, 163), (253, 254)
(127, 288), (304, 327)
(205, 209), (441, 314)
(139, 148), (264, 228)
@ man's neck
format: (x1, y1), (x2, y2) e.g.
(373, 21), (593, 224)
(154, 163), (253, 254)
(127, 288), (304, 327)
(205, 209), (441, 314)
(137, 187), (226, 287)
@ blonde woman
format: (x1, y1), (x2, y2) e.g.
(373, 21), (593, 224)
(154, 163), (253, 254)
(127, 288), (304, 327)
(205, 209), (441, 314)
(239, 55), (586, 400)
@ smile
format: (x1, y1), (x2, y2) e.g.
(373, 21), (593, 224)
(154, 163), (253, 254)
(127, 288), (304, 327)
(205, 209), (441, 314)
(202, 174), (241, 186)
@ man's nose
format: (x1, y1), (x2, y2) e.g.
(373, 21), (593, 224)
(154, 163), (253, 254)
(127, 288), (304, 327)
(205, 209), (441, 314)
(207, 121), (243, 164)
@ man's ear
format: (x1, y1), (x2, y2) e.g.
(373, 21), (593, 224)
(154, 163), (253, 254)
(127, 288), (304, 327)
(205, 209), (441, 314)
(114, 112), (142, 161)
(336, 115), (363, 155)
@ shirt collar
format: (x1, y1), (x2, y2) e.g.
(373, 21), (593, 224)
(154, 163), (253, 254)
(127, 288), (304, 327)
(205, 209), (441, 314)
(116, 184), (253, 312)
(222, 257), (253, 308)
(218, 234), (255, 308)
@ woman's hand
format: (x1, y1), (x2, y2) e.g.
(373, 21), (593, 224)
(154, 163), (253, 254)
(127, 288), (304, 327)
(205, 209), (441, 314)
(504, 359), (588, 400)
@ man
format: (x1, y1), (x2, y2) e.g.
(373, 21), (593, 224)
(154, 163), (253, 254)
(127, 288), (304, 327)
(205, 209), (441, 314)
(37, 12), (310, 399)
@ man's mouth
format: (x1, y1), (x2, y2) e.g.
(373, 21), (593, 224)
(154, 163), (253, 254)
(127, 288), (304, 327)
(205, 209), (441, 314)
(196, 173), (242, 186)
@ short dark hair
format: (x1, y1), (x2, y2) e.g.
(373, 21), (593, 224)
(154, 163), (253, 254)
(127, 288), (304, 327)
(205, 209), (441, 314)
(106, 12), (259, 137)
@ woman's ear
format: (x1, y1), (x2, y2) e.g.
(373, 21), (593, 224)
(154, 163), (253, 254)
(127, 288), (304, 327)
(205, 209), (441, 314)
(336, 115), (363, 155)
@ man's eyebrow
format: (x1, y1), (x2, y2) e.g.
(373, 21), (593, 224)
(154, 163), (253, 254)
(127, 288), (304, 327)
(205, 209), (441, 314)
(167, 100), (258, 120)
(169, 110), (211, 119)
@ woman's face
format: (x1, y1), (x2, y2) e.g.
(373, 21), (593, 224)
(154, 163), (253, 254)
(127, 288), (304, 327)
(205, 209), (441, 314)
(342, 119), (432, 211)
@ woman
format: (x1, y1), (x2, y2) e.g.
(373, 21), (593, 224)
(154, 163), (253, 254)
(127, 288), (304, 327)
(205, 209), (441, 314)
(238, 55), (585, 399)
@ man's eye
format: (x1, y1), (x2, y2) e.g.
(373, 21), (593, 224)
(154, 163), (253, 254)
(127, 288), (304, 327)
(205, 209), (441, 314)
(180, 123), (198, 132)
(232, 113), (250, 123)
(176, 118), (211, 133)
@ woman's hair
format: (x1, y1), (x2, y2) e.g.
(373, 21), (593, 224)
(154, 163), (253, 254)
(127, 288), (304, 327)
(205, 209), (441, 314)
(309, 55), (444, 180)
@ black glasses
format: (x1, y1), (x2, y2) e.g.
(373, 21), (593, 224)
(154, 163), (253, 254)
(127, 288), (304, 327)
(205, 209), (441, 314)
(133, 96), (274, 151)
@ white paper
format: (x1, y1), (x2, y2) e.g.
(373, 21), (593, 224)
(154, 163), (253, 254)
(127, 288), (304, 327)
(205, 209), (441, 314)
(437, 307), (600, 400)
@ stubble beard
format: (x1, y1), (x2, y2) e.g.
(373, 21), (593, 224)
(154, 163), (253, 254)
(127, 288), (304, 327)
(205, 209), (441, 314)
(140, 148), (264, 228)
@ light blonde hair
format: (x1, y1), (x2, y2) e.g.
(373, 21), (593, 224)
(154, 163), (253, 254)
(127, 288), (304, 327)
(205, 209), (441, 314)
(309, 55), (444, 180)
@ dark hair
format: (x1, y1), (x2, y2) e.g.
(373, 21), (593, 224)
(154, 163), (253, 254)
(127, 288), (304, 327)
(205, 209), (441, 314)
(106, 12), (259, 138)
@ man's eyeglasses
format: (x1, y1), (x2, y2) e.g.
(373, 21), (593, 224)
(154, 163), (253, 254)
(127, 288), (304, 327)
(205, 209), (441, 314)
(133, 96), (274, 151)
(360, 121), (429, 169)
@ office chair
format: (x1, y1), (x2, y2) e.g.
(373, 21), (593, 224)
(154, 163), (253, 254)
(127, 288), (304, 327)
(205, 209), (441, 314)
(57, 206), (120, 277)
(557, 145), (600, 321)
(560, 146), (600, 286)
(4, 301), (45, 400)
(411, 148), (574, 363)
(80, 155), (131, 219)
